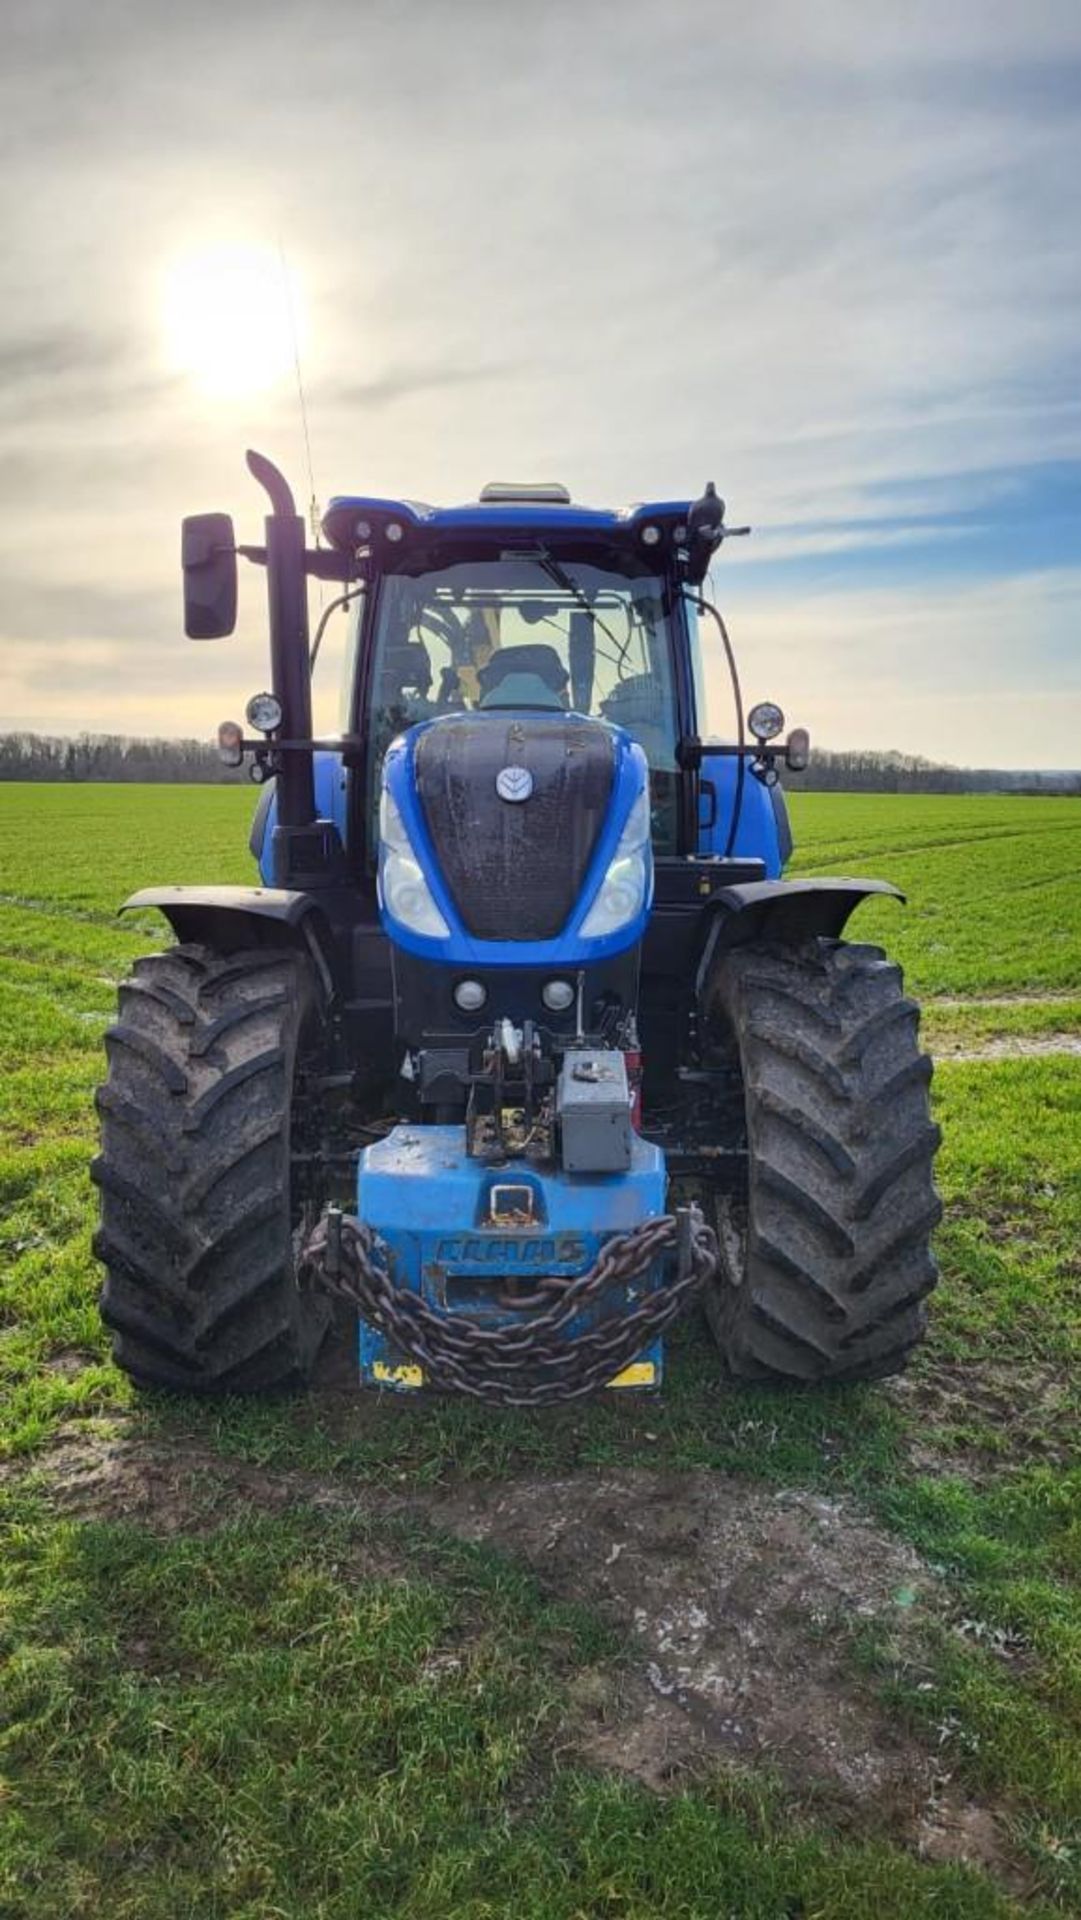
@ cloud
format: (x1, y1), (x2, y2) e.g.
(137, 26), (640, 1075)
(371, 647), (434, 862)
(740, 521), (980, 565)
(0, 573), (177, 646)
(326, 363), (513, 412)
(710, 565), (1081, 765)
(0, 326), (132, 385)
(0, 1), (1078, 761)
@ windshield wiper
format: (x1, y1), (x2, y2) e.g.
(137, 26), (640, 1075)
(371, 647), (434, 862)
(532, 547), (630, 674)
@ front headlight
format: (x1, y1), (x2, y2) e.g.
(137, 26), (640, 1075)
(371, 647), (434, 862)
(379, 785), (450, 940)
(580, 781), (652, 939)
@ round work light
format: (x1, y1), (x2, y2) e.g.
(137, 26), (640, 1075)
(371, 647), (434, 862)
(245, 691), (283, 734)
(748, 701), (785, 742)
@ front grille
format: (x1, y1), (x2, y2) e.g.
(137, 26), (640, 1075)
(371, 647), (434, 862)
(414, 714), (615, 940)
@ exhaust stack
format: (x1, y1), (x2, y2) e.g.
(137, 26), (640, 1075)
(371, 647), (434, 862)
(246, 450), (317, 839)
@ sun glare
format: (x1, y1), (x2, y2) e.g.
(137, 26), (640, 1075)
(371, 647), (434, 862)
(162, 243), (301, 398)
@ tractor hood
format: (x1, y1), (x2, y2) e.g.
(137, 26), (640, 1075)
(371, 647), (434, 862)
(414, 712), (615, 942)
(377, 711), (653, 967)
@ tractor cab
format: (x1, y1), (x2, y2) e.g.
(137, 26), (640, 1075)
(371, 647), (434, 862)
(347, 520), (683, 856)
(318, 480), (788, 874)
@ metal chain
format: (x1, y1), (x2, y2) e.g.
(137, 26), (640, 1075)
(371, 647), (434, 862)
(300, 1205), (720, 1407)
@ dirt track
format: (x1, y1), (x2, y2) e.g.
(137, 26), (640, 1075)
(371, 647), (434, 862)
(36, 1426), (1017, 1881)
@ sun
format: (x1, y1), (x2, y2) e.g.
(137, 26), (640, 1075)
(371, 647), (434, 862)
(162, 243), (301, 398)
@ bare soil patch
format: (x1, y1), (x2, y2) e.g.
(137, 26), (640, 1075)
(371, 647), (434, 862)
(926, 992), (1080, 1007)
(433, 1470), (937, 1805)
(43, 1347), (97, 1378)
(935, 1036), (1081, 1062)
(37, 1428), (406, 1535)
(923, 988), (1081, 1060)
(888, 1358), (1079, 1476)
(25, 1427), (1018, 1881)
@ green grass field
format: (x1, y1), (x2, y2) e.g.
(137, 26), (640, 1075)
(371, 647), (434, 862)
(1, 784), (1079, 1917)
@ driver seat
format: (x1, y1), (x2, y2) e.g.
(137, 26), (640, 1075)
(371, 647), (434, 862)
(476, 643), (569, 711)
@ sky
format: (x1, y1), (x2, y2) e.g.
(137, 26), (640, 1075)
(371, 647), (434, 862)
(0, 0), (1079, 766)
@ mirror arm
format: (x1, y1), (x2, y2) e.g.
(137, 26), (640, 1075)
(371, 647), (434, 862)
(234, 545), (358, 583)
(244, 735), (365, 751)
(306, 549), (361, 582)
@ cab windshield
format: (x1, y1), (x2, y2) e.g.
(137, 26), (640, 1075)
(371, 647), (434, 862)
(364, 554), (681, 850)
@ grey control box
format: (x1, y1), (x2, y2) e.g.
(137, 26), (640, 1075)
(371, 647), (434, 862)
(556, 1050), (633, 1173)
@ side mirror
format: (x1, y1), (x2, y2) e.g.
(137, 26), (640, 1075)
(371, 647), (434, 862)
(182, 513), (237, 639)
(682, 482), (725, 583)
(785, 727), (810, 772)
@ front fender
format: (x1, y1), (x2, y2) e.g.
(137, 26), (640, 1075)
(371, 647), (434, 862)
(695, 877), (902, 994)
(119, 885), (338, 998)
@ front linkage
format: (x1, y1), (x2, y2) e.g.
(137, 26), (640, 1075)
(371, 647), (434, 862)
(301, 1205), (720, 1407)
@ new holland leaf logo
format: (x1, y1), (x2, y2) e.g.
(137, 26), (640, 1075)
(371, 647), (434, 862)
(495, 765), (533, 802)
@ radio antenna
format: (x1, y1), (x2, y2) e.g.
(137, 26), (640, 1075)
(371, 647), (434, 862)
(278, 240), (320, 544)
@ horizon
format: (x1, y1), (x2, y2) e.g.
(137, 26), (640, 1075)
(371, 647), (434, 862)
(1, 4), (1079, 767)
(2, 724), (1077, 779)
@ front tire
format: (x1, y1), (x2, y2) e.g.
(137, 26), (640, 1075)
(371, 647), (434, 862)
(700, 938), (942, 1383)
(92, 943), (329, 1393)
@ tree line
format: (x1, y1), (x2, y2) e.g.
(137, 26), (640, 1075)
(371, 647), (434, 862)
(787, 747), (1079, 795)
(0, 731), (1076, 794)
(0, 733), (244, 784)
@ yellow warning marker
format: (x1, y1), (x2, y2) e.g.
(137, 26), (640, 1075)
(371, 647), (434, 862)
(608, 1360), (657, 1389)
(372, 1360), (424, 1389)
(370, 1357), (657, 1392)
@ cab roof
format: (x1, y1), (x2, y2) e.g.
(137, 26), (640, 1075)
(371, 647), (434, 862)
(320, 488), (695, 563)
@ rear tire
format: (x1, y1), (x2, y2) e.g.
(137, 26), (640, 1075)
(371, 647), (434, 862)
(92, 943), (330, 1393)
(700, 938), (941, 1383)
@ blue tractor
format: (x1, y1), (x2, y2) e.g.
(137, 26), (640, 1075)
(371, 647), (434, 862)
(92, 453), (941, 1402)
